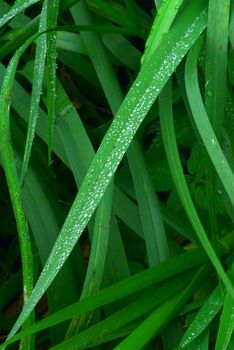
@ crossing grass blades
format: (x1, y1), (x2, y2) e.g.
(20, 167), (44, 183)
(0, 0), (234, 349)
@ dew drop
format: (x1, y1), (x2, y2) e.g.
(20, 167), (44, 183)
(207, 89), (214, 97)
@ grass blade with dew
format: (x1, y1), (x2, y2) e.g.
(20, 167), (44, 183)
(4, 0), (208, 342)
(20, 0), (48, 184)
(189, 329), (209, 350)
(159, 78), (234, 298)
(215, 263), (234, 350)
(180, 285), (224, 347)
(46, 0), (59, 165)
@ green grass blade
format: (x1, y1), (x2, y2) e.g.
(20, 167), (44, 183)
(101, 33), (141, 70)
(215, 263), (234, 350)
(204, 0), (230, 253)
(46, 0), (59, 164)
(185, 40), (234, 210)
(189, 329), (209, 350)
(205, 0), (230, 138)
(141, 0), (184, 66)
(114, 265), (211, 350)
(180, 285), (224, 347)
(127, 138), (169, 264)
(87, 0), (138, 31)
(159, 77), (234, 300)
(20, 0), (48, 183)
(4, 0), (207, 341)
(113, 185), (144, 238)
(0, 37), (38, 350)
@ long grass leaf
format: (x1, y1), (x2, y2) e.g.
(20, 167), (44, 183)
(127, 138), (169, 264)
(204, 0), (230, 254)
(205, 0), (230, 138)
(159, 78), (234, 302)
(215, 263), (234, 350)
(20, 0), (48, 183)
(185, 40), (234, 211)
(0, 35), (38, 350)
(180, 285), (224, 347)
(141, 0), (184, 66)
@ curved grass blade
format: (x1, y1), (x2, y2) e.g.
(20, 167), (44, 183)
(0, 0), (39, 28)
(215, 263), (234, 350)
(20, 0), (48, 184)
(46, 0), (59, 165)
(0, 35), (40, 350)
(185, 39), (234, 209)
(159, 78), (234, 300)
(180, 285), (223, 347)
(5, 0), (208, 341)
(114, 265), (211, 350)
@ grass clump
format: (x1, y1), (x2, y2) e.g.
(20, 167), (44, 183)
(0, 0), (234, 349)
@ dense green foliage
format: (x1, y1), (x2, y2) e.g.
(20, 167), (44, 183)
(0, 0), (234, 349)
